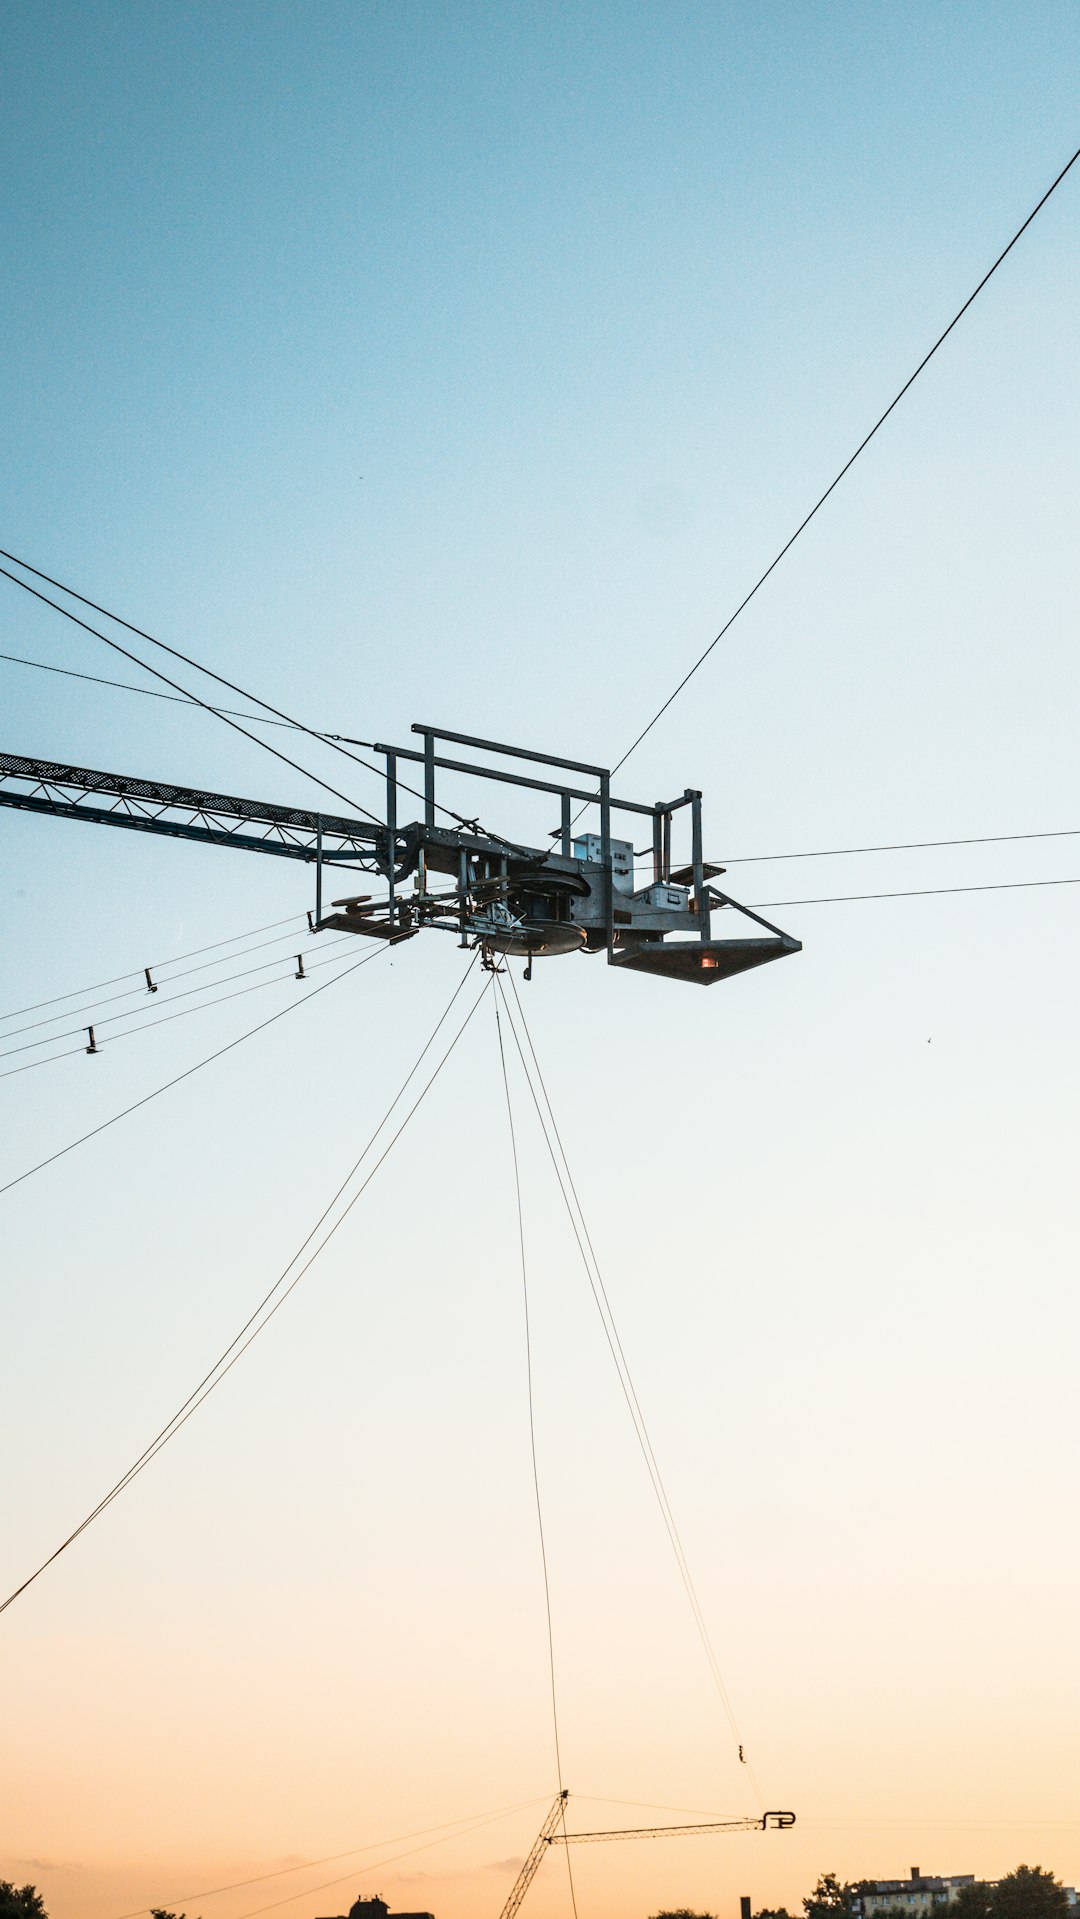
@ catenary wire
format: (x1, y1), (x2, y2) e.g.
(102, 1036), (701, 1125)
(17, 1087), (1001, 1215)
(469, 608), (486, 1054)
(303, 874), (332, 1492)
(716, 826), (1080, 865)
(744, 875), (1080, 909)
(605, 138), (1080, 781)
(11, 621), (1077, 877)
(9, 635), (1080, 882)
(0, 553), (507, 841)
(0, 935), (354, 1059)
(0, 941), (362, 1079)
(621, 825), (1080, 871)
(0, 562), (384, 825)
(492, 991), (580, 1919)
(498, 968), (764, 1811)
(0, 649), (312, 731)
(115, 1795), (548, 1918)
(0, 913), (308, 1022)
(0, 945), (387, 1199)
(230, 1800), (548, 1919)
(499, 967), (758, 1795)
(0, 554), (391, 797)
(0, 959), (490, 1615)
(1, 924), (328, 1041)
(7, 816), (1070, 1030)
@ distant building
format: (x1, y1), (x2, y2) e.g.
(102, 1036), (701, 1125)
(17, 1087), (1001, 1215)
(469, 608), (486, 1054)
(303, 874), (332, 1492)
(853, 1872), (1079, 1919)
(855, 1870), (976, 1917)
(316, 1896), (434, 1919)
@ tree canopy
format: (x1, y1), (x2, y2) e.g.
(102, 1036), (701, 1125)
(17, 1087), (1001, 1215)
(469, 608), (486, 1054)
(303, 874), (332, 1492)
(804, 1875), (865, 1919)
(953, 1868), (1068, 1919)
(650, 1909), (717, 1919)
(0, 1888), (47, 1919)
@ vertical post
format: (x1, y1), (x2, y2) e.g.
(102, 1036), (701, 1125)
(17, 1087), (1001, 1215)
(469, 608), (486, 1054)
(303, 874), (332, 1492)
(315, 813), (323, 928)
(691, 789), (709, 940)
(652, 806), (663, 886)
(424, 729), (436, 827)
(386, 750), (397, 923)
(458, 848), (469, 947)
(560, 790), (572, 858)
(662, 806), (671, 883)
(600, 770), (613, 958)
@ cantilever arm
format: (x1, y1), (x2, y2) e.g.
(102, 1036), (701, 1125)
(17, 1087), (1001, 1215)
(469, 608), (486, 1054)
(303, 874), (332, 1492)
(552, 1811), (795, 1843)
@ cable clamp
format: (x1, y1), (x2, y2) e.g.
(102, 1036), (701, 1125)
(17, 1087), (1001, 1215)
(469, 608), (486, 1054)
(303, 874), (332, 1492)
(85, 1025), (99, 1054)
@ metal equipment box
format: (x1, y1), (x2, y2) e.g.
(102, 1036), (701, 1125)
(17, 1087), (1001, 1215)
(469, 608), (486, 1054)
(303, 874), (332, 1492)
(637, 882), (689, 912)
(573, 833), (636, 893)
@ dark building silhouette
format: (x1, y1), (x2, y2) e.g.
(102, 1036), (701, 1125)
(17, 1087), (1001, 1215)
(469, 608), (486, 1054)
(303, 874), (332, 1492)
(317, 1896), (434, 1919)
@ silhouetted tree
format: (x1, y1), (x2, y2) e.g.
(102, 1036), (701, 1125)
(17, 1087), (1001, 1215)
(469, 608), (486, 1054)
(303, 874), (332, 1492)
(953, 1883), (994, 1919)
(993, 1868), (1068, 1919)
(949, 1867), (1067, 1919)
(804, 1876), (864, 1919)
(756, 1907), (795, 1919)
(0, 1887), (47, 1919)
(650, 1909), (717, 1919)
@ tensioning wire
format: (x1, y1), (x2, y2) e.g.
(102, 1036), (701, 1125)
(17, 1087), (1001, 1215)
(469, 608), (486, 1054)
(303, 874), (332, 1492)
(115, 1794), (548, 1918)
(0, 957), (489, 1614)
(0, 944), (389, 1199)
(0, 912), (309, 1023)
(497, 967), (765, 1811)
(0, 941), (363, 1081)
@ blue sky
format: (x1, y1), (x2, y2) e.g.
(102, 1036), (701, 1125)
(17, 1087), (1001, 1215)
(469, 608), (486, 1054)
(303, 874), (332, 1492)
(2, 8), (1079, 1919)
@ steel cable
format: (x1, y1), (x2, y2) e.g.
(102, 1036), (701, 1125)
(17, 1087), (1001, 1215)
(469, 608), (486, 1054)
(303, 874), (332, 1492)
(497, 968), (765, 1812)
(492, 990), (580, 1919)
(0, 912), (308, 1023)
(0, 956), (489, 1614)
(0, 945), (388, 1198)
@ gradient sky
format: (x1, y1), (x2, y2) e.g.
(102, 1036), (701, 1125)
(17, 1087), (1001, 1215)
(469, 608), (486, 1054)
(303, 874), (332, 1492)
(2, 7), (1078, 1919)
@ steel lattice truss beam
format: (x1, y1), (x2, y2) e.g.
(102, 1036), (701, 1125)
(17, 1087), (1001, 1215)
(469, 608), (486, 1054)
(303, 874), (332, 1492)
(0, 752), (386, 867)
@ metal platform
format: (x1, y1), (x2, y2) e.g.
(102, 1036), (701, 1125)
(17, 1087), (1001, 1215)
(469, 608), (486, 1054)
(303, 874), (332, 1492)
(610, 933), (800, 985)
(0, 724), (803, 991)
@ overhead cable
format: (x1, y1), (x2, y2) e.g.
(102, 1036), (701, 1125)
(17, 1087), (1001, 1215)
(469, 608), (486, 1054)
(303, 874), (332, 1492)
(0, 912), (308, 1023)
(497, 968), (764, 1811)
(0, 945), (387, 1200)
(746, 874), (1080, 909)
(0, 956), (490, 1614)
(0, 941), (360, 1079)
(718, 826), (1080, 865)
(115, 1795), (548, 1919)
(230, 1800), (548, 1919)
(9, 640), (1080, 883)
(492, 992), (579, 1919)
(0, 649), (308, 731)
(2, 924), (322, 1040)
(608, 138), (1080, 778)
(0, 551), (503, 840)
(0, 935), (354, 1061)
(0, 563), (384, 824)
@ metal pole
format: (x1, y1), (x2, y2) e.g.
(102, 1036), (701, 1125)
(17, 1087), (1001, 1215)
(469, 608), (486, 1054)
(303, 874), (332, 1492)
(561, 790), (572, 857)
(652, 806), (663, 886)
(691, 790), (709, 940)
(600, 770), (613, 958)
(315, 814), (323, 927)
(424, 729), (436, 826)
(386, 751), (397, 923)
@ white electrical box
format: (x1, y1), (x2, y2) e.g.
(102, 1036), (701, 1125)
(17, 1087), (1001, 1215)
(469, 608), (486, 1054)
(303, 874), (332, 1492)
(573, 833), (636, 894)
